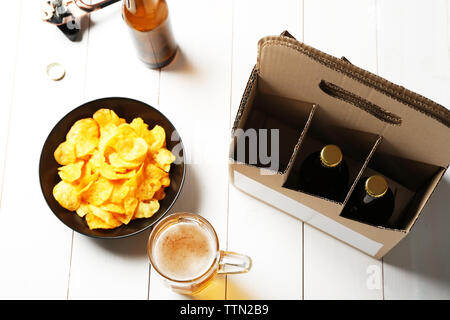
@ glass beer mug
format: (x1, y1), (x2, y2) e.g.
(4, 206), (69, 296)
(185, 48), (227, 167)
(147, 212), (252, 295)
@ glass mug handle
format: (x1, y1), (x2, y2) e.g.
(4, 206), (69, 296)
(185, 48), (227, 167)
(217, 251), (252, 275)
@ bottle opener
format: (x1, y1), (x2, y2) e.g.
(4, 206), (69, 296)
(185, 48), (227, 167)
(41, 0), (120, 41)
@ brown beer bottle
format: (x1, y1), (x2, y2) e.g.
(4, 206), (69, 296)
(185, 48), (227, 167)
(297, 144), (349, 202)
(123, 0), (177, 69)
(341, 175), (395, 226)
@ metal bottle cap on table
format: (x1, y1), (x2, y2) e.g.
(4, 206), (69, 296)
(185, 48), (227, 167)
(47, 63), (66, 81)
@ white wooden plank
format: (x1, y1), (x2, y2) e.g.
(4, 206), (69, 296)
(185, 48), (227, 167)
(69, 229), (152, 300)
(303, 0), (378, 73)
(304, 224), (383, 299)
(227, 0), (303, 300)
(383, 173), (450, 300)
(67, 2), (159, 300)
(0, 0), (21, 204)
(227, 186), (303, 300)
(83, 5), (160, 104)
(302, 0), (383, 300)
(148, 0), (232, 300)
(377, 0), (450, 299)
(376, 0), (450, 108)
(0, 0), (89, 299)
(230, 0), (303, 125)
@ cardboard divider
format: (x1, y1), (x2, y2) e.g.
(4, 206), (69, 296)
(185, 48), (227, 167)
(232, 67), (258, 132)
(340, 138), (445, 231)
(282, 105), (381, 204)
(230, 81), (316, 174)
(402, 166), (446, 231)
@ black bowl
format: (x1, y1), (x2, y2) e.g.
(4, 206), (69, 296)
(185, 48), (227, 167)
(39, 97), (185, 239)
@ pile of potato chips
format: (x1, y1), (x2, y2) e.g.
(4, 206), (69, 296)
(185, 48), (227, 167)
(52, 108), (175, 230)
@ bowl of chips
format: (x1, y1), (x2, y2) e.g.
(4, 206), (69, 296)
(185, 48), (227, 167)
(39, 97), (185, 239)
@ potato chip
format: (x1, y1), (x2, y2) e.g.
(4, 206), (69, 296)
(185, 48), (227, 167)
(100, 203), (125, 214)
(76, 161), (98, 190)
(153, 148), (175, 172)
(148, 125), (166, 152)
(58, 161), (84, 183)
(103, 124), (137, 149)
(108, 152), (141, 169)
(66, 118), (100, 157)
(98, 125), (118, 153)
(134, 200), (160, 219)
(115, 137), (148, 163)
(144, 162), (167, 180)
(82, 177), (114, 206)
(125, 164), (144, 195)
(87, 151), (102, 172)
(53, 109), (174, 230)
(110, 181), (130, 204)
(77, 180), (93, 195)
(85, 213), (108, 229)
(67, 118), (98, 141)
(160, 176), (170, 187)
(93, 109), (122, 128)
(87, 204), (120, 226)
(122, 196), (139, 225)
(76, 203), (89, 218)
(137, 162), (168, 200)
(112, 213), (131, 225)
(53, 181), (80, 211)
(131, 117), (170, 148)
(153, 188), (166, 201)
(99, 161), (137, 180)
(54, 141), (76, 165)
(85, 212), (122, 230)
(129, 117), (149, 138)
(136, 180), (157, 201)
(124, 196), (138, 215)
(100, 125), (142, 165)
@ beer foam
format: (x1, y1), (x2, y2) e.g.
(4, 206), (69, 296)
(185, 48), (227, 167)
(153, 222), (216, 281)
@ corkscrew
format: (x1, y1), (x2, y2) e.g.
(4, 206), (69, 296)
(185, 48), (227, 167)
(41, 0), (120, 41)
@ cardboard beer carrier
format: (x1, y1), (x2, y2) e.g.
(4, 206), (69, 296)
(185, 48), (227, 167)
(229, 31), (450, 259)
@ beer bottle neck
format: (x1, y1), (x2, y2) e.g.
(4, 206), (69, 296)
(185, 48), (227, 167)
(123, 0), (168, 31)
(125, 0), (161, 12)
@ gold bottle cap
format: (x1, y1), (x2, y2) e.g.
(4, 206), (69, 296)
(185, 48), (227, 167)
(365, 175), (388, 198)
(46, 62), (65, 81)
(320, 144), (343, 168)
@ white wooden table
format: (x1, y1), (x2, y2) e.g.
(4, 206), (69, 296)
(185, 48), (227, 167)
(0, 0), (449, 300)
